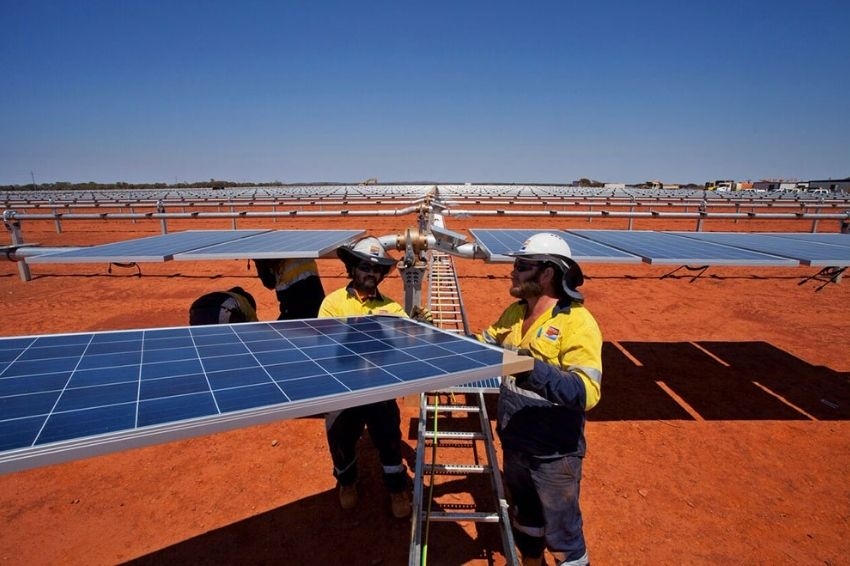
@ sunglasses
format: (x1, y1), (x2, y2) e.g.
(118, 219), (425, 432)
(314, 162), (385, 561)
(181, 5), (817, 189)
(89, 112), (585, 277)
(356, 262), (385, 273)
(513, 260), (541, 273)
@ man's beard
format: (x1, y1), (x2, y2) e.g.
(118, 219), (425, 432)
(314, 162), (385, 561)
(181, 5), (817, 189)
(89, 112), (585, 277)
(354, 274), (379, 294)
(510, 279), (543, 300)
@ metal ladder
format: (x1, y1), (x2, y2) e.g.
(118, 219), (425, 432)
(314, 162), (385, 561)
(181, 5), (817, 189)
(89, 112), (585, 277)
(409, 251), (518, 565)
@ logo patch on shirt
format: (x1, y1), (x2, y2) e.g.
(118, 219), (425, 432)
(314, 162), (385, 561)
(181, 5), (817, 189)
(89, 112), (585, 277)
(543, 326), (560, 340)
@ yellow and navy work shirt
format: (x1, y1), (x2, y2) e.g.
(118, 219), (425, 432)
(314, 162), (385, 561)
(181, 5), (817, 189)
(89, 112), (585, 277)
(274, 258), (320, 292)
(478, 299), (602, 458)
(318, 285), (407, 318)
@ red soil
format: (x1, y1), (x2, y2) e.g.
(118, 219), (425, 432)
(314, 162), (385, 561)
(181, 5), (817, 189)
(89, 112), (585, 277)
(1, 212), (848, 565)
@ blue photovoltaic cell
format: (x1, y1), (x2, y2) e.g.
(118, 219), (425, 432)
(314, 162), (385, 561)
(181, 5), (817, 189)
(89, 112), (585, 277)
(470, 229), (641, 263)
(570, 230), (799, 266)
(673, 232), (850, 266)
(0, 316), (531, 474)
(28, 230), (269, 263)
(172, 229), (366, 260)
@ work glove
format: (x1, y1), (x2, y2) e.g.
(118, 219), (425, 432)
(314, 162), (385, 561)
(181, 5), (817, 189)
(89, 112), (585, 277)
(512, 348), (535, 387)
(411, 306), (434, 325)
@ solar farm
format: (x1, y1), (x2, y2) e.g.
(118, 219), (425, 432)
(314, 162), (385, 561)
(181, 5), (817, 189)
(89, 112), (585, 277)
(1, 184), (849, 565)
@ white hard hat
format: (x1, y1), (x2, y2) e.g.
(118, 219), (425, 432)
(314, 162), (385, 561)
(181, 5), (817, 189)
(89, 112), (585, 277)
(508, 232), (585, 301)
(338, 236), (396, 272)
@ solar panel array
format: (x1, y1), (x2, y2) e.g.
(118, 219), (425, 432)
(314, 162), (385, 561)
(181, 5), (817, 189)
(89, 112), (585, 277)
(173, 230), (367, 260)
(674, 232), (850, 266)
(27, 229), (365, 264)
(570, 230), (798, 266)
(469, 229), (849, 267)
(0, 316), (532, 474)
(469, 229), (642, 263)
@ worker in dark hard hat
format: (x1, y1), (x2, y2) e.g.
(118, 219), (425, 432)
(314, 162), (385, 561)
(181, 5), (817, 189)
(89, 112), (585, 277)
(254, 258), (325, 320)
(188, 286), (259, 326)
(317, 235), (432, 519)
(477, 232), (602, 566)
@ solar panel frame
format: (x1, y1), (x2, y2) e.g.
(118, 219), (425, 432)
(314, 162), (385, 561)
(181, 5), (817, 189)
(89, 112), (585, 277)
(673, 232), (850, 266)
(570, 230), (799, 266)
(171, 229), (365, 260)
(27, 230), (270, 263)
(0, 316), (532, 474)
(469, 229), (642, 263)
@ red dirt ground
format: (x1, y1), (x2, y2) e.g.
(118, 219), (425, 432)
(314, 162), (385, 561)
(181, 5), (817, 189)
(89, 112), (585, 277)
(1, 212), (848, 565)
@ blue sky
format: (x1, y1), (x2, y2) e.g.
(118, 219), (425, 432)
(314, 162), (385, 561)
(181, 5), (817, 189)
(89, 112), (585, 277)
(2, 0), (848, 186)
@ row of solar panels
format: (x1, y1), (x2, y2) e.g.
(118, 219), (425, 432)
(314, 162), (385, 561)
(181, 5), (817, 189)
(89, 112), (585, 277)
(25, 228), (850, 267)
(472, 229), (850, 267)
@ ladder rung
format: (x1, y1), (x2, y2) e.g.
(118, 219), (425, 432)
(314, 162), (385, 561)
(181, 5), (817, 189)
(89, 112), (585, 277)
(425, 404), (480, 413)
(423, 463), (492, 474)
(423, 430), (485, 440)
(424, 511), (501, 522)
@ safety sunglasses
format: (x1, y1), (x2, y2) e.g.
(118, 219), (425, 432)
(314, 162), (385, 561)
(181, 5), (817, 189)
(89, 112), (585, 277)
(512, 260), (542, 273)
(356, 262), (385, 273)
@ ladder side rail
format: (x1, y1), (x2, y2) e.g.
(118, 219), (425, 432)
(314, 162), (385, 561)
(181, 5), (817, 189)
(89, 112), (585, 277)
(475, 390), (520, 565)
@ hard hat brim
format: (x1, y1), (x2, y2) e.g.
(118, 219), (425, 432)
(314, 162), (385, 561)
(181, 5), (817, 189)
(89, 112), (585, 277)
(337, 246), (397, 269)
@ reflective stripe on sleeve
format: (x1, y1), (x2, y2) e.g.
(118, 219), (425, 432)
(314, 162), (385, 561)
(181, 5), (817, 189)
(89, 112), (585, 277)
(569, 365), (602, 384)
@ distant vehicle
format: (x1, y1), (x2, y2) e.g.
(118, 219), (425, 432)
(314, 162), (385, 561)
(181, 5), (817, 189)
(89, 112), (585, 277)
(809, 188), (829, 196)
(705, 179), (735, 192)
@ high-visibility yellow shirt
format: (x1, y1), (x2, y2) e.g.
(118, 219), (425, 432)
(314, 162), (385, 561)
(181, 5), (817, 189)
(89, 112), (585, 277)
(274, 258), (320, 292)
(478, 300), (602, 409)
(318, 285), (407, 318)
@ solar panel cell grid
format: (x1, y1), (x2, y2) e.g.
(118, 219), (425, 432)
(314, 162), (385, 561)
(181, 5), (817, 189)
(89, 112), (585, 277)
(0, 316), (532, 473)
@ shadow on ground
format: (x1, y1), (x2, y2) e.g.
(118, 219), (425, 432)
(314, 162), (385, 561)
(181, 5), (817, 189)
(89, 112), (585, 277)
(123, 340), (849, 564)
(593, 340), (850, 421)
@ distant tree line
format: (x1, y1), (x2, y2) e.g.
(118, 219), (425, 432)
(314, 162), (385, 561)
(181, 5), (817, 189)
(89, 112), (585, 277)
(0, 179), (345, 191)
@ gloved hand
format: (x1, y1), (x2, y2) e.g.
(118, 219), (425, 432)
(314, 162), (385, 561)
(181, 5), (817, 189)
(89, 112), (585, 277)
(512, 348), (534, 387)
(411, 306), (434, 325)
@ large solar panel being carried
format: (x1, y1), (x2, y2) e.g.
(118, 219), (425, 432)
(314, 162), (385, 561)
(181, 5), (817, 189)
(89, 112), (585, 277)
(173, 229), (364, 260)
(673, 232), (850, 266)
(0, 316), (532, 474)
(570, 230), (799, 266)
(470, 229), (642, 263)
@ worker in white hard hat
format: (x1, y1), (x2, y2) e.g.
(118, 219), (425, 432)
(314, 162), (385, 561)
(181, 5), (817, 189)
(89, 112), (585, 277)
(477, 232), (602, 566)
(317, 235), (431, 520)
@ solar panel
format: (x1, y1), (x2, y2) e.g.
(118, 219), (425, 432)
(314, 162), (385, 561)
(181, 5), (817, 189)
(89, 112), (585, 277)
(0, 316), (532, 474)
(570, 230), (799, 266)
(674, 232), (850, 266)
(27, 230), (270, 263)
(762, 232), (850, 250)
(172, 229), (365, 260)
(469, 229), (642, 263)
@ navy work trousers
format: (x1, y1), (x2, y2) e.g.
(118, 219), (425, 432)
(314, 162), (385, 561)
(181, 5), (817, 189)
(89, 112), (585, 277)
(325, 400), (407, 492)
(503, 448), (587, 563)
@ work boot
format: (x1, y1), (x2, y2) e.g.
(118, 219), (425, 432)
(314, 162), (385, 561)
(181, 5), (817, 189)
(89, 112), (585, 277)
(390, 491), (411, 519)
(338, 484), (358, 510)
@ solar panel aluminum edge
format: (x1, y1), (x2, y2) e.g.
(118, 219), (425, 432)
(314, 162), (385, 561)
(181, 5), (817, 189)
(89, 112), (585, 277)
(0, 316), (532, 474)
(27, 230), (271, 264)
(171, 229), (366, 260)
